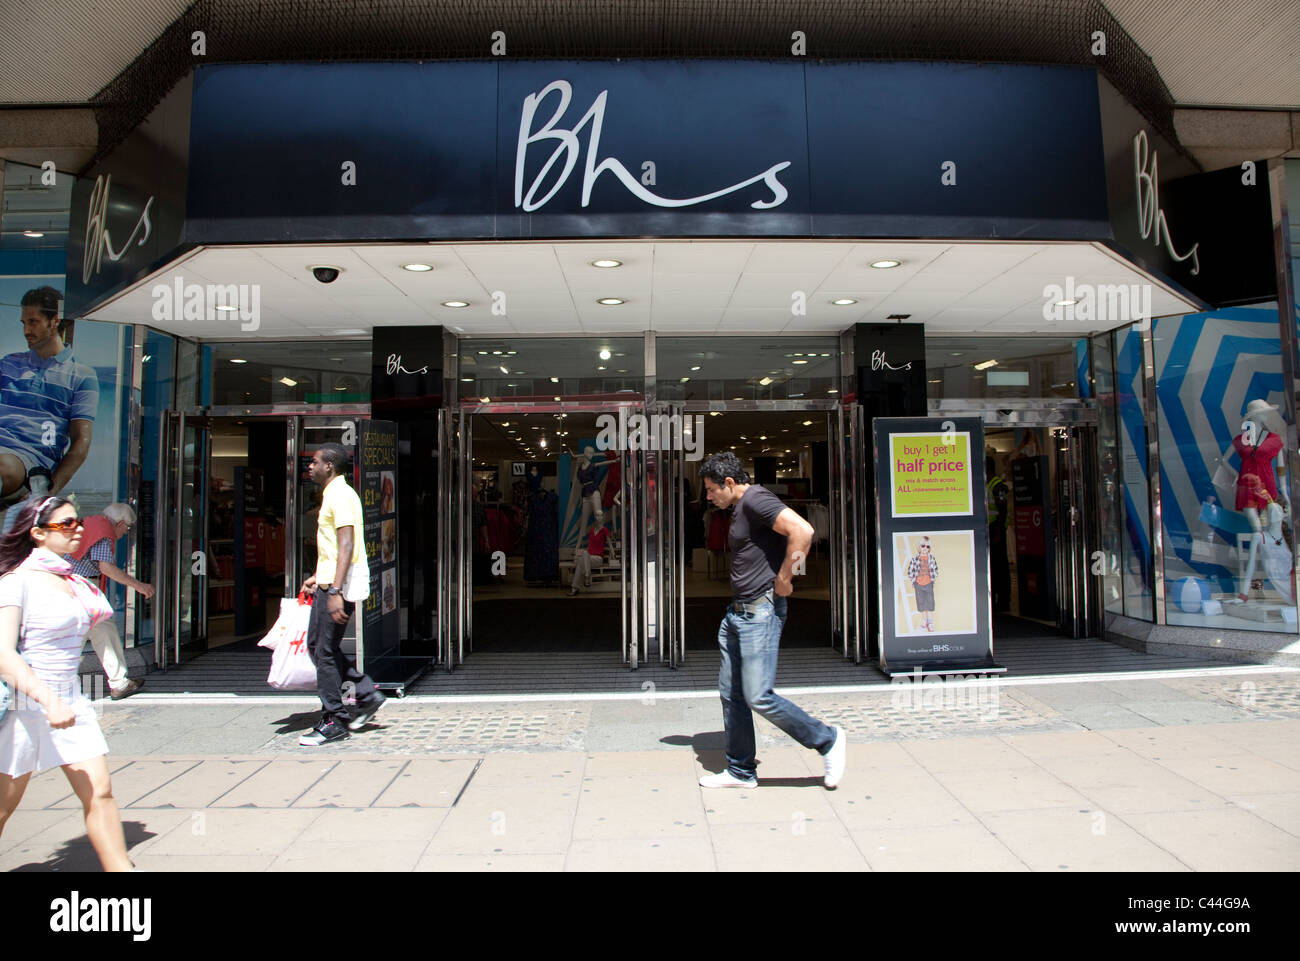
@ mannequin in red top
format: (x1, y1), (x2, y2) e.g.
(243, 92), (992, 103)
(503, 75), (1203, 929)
(1232, 400), (1291, 601)
(568, 523), (612, 595)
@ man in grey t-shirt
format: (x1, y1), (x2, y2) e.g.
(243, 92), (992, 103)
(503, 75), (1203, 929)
(697, 451), (846, 790)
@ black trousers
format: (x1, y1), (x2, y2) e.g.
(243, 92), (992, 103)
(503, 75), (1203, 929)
(306, 587), (378, 722)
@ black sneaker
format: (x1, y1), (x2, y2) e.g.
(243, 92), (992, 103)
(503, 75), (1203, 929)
(347, 694), (385, 732)
(299, 717), (351, 746)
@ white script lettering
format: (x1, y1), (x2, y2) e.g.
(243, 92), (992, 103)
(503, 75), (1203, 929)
(516, 80), (790, 212)
(82, 175), (154, 285)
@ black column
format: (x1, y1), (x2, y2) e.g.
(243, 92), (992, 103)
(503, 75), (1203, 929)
(854, 323), (927, 657)
(372, 326), (444, 655)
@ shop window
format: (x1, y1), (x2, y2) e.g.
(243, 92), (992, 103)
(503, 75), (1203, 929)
(205, 341), (371, 407)
(459, 336), (643, 401)
(656, 337), (838, 402)
(925, 337), (1079, 400)
(1155, 305), (1296, 633)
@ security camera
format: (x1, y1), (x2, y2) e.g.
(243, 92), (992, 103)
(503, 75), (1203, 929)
(310, 265), (342, 284)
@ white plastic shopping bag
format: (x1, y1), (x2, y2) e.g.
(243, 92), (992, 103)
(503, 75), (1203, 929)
(259, 594), (317, 691)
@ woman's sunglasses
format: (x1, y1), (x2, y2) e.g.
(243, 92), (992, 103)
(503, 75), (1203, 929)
(41, 518), (84, 532)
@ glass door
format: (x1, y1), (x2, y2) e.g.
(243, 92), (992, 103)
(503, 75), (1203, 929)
(159, 412), (211, 668)
(1053, 425), (1100, 638)
(449, 404), (640, 668)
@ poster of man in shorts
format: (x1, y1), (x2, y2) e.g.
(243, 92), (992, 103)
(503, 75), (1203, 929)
(0, 286), (97, 508)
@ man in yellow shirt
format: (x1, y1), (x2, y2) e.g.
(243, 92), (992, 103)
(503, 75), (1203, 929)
(298, 443), (381, 745)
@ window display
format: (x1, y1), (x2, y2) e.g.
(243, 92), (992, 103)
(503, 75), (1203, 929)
(1155, 305), (1296, 632)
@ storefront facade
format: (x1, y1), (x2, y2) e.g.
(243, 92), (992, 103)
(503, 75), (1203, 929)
(4, 57), (1293, 684)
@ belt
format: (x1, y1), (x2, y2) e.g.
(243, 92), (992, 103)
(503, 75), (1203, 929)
(730, 590), (774, 614)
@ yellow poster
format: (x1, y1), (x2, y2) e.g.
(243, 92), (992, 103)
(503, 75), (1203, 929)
(890, 432), (972, 517)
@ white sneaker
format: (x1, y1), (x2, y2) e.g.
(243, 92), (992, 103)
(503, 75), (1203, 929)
(823, 727), (847, 789)
(699, 770), (758, 789)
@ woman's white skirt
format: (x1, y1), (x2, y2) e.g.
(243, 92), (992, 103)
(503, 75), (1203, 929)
(0, 685), (108, 778)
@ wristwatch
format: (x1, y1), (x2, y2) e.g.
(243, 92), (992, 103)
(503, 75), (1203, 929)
(326, 587), (341, 596)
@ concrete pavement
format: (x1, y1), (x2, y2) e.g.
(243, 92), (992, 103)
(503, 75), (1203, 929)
(3, 665), (1300, 871)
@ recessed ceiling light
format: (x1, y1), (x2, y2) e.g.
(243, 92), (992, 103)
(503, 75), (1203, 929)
(792, 359), (808, 365)
(597, 366), (607, 371)
(554, 396), (561, 401)
(480, 396), (490, 403)
(832, 299), (857, 306)
(591, 259), (622, 268)
(680, 377), (689, 383)
(499, 366), (509, 374)
(802, 420), (813, 426)
(597, 299), (624, 306)
(230, 358), (247, 364)
(599, 349), (612, 360)
(759, 377), (773, 386)
(278, 377), (298, 387)
(22, 230), (45, 238)
(443, 300), (469, 308)
(401, 263), (433, 272)
(462, 377), (474, 382)
(871, 260), (901, 269)
(974, 359), (999, 370)
(691, 366), (701, 371)
(551, 377), (559, 383)
(827, 388), (839, 394)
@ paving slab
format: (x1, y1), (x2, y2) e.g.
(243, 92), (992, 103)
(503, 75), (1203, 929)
(50, 759), (201, 809)
(903, 736), (1041, 774)
(372, 757), (480, 808)
(1035, 754), (1225, 815)
(414, 853), (568, 871)
(1120, 807), (1300, 871)
(128, 760), (270, 809)
(1224, 793), (1300, 838)
(822, 767), (978, 831)
(292, 759), (408, 808)
(854, 823), (1028, 871)
(1151, 753), (1300, 796)
(145, 808), (322, 856)
(210, 760), (337, 808)
(934, 766), (1093, 815)
(710, 819), (869, 871)
(564, 837), (716, 872)
(296, 808), (448, 844)
(978, 808), (1192, 871)
(573, 775), (708, 840)
(269, 840), (425, 872)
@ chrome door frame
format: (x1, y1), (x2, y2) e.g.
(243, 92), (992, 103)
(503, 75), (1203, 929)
(452, 400), (645, 669)
(160, 411), (212, 669)
(672, 400), (845, 661)
(932, 400), (1101, 639)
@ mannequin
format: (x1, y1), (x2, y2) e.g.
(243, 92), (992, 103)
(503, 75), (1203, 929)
(1233, 399), (1291, 601)
(569, 522), (612, 595)
(574, 445), (615, 550)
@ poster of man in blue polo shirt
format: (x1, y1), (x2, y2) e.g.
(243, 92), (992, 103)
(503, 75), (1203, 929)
(0, 286), (98, 504)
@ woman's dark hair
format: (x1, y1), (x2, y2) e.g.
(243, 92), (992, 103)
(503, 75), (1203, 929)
(699, 451), (751, 487)
(0, 496), (74, 577)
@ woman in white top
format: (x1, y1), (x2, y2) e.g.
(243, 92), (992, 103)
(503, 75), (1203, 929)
(0, 496), (132, 871)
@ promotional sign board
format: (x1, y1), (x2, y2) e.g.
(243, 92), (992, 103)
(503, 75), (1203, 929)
(355, 421), (399, 674)
(874, 417), (1000, 675)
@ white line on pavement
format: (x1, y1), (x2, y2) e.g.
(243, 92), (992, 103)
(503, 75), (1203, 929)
(97, 663), (1299, 707)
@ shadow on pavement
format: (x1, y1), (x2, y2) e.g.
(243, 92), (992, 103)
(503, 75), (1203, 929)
(660, 732), (826, 786)
(10, 820), (157, 872)
(270, 712), (320, 735)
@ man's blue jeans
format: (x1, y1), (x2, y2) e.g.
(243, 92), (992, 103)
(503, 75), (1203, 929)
(717, 593), (835, 780)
